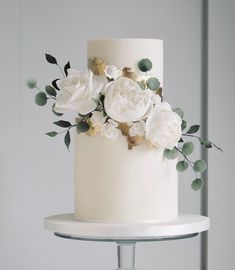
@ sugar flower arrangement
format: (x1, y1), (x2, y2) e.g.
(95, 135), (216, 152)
(27, 54), (221, 190)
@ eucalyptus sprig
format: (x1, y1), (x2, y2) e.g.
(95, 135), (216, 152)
(164, 107), (222, 191)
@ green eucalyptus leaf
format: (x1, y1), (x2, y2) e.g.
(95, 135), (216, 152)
(163, 147), (178, 159)
(45, 85), (57, 97)
(191, 178), (204, 191)
(193, 160), (207, 173)
(52, 79), (60, 90)
(176, 161), (189, 172)
(64, 61), (71, 76)
(187, 125), (200, 134)
(46, 131), (58, 137)
(45, 53), (57, 64)
(146, 77), (160, 91)
(212, 142), (223, 152)
(77, 121), (90, 133)
(199, 138), (212, 148)
(182, 142), (194, 156)
(173, 107), (184, 119)
(138, 58), (152, 72)
(26, 79), (37, 89)
(181, 120), (187, 131)
(64, 130), (71, 150)
(53, 120), (71, 128)
(35, 92), (47, 106)
(52, 104), (63, 116)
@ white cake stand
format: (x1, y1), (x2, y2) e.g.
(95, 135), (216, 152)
(44, 213), (209, 270)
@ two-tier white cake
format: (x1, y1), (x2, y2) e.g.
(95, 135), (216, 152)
(74, 39), (178, 223)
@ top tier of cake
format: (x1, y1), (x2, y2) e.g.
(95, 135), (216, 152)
(87, 38), (163, 86)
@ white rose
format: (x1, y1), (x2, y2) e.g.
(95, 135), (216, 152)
(129, 121), (145, 137)
(145, 102), (182, 149)
(104, 65), (121, 80)
(104, 77), (152, 123)
(90, 111), (107, 127)
(101, 119), (120, 140)
(54, 69), (105, 115)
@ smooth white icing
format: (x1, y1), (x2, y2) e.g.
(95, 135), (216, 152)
(73, 39), (178, 223)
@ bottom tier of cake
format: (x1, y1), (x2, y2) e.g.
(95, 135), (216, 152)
(74, 133), (178, 223)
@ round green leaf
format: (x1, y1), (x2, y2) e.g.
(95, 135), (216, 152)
(146, 77), (160, 90)
(35, 92), (47, 106)
(77, 121), (90, 133)
(45, 85), (57, 97)
(138, 58), (152, 72)
(193, 160), (207, 173)
(176, 161), (189, 172)
(191, 178), (204, 191)
(173, 107), (184, 119)
(163, 147), (178, 159)
(182, 142), (194, 156)
(26, 79), (37, 89)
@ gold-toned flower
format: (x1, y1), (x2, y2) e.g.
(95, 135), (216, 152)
(127, 135), (144, 150)
(89, 57), (107, 75)
(118, 122), (130, 136)
(122, 67), (138, 81)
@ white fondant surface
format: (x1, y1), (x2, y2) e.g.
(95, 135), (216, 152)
(74, 134), (178, 223)
(44, 213), (209, 239)
(88, 39), (163, 86)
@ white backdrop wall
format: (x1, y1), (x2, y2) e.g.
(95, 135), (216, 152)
(1, 0), (233, 270)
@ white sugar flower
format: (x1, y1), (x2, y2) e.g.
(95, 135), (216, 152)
(104, 77), (152, 123)
(101, 119), (120, 140)
(104, 65), (121, 80)
(54, 69), (105, 115)
(90, 111), (107, 127)
(129, 121), (145, 137)
(145, 102), (182, 149)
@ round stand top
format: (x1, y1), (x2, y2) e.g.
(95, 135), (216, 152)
(44, 213), (209, 242)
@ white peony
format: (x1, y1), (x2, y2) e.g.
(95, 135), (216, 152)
(129, 121), (145, 137)
(101, 119), (120, 140)
(104, 77), (152, 123)
(104, 65), (121, 80)
(90, 111), (107, 127)
(145, 102), (182, 149)
(54, 69), (105, 115)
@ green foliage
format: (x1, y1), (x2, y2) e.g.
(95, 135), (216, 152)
(64, 130), (71, 150)
(35, 92), (47, 106)
(138, 58), (152, 72)
(173, 107), (184, 119)
(182, 142), (194, 156)
(199, 138), (212, 148)
(191, 178), (204, 191)
(77, 121), (90, 133)
(26, 79), (37, 89)
(138, 81), (146, 90)
(181, 120), (187, 131)
(186, 125), (200, 134)
(163, 147), (178, 159)
(52, 104), (63, 116)
(45, 85), (57, 97)
(45, 53), (57, 64)
(176, 161), (189, 172)
(146, 77), (160, 90)
(46, 131), (58, 137)
(64, 61), (71, 76)
(193, 160), (207, 173)
(52, 79), (60, 90)
(53, 120), (71, 128)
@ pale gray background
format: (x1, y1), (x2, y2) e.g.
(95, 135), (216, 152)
(0, 0), (234, 270)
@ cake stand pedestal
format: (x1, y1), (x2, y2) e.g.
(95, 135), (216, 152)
(44, 213), (209, 270)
